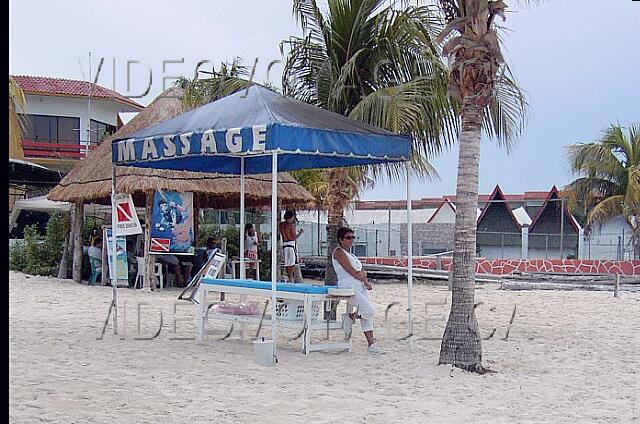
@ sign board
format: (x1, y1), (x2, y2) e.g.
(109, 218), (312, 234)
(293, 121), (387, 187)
(204, 250), (226, 279)
(188, 250), (227, 304)
(105, 228), (129, 281)
(150, 190), (194, 254)
(115, 193), (142, 235)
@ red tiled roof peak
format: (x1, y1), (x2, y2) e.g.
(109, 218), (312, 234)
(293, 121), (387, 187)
(12, 75), (143, 110)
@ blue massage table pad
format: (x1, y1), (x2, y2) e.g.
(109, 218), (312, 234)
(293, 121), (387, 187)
(200, 278), (330, 295)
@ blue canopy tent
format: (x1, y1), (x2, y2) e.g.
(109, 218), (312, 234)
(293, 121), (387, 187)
(109, 85), (416, 358)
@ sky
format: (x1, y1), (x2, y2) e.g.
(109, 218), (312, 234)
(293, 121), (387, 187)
(9, 0), (640, 201)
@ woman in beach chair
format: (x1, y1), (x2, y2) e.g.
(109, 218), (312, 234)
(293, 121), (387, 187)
(332, 227), (385, 355)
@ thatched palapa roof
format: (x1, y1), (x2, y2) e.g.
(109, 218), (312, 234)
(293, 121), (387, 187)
(47, 87), (314, 209)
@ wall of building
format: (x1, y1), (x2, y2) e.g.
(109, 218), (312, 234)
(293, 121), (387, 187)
(428, 205), (456, 223)
(584, 216), (634, 260)
(400, 223), (455, 256)
(24, 95), (125, 145)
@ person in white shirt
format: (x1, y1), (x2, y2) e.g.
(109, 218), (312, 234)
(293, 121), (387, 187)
(331, 227), (385, 355)
(244, 224), (259, 279)
(88, 238), (103, 263)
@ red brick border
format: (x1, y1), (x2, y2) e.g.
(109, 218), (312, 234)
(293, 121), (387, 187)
(360, 257), (640, 276)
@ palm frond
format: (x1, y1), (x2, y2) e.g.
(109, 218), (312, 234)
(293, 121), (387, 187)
(566, 122), (640, 232)
(587, 195), (624, 227)
(482, 64), (527, 151)
(178, 58), (252, 110)
(9, 76), (27, 159)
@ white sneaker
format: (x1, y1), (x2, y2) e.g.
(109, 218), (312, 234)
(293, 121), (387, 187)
(341, 313), (353, 339)
(367, 343), (386, 355)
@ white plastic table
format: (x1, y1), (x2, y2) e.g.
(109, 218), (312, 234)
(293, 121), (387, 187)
(194, 279), (354, 355)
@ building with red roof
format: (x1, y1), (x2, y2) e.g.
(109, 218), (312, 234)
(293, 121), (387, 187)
(11, 75), (143, 172)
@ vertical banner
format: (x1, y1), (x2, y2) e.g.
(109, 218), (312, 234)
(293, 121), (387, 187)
(150, 191), (194, 254)
(114, 193), (143, 235)
(105, 228), (129, 281)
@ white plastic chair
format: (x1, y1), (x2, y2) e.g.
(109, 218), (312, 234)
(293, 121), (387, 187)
(134, 256), (164, 290)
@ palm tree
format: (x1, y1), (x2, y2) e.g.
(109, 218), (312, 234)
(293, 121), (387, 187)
(284, 0), (525, 344)
(564, 123), (640, 258)
(433, 0), (530, 372)
(9, 76), (27, 159)
(285, 0), (461, 287)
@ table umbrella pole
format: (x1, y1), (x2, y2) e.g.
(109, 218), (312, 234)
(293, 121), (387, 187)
(240, 156), (246, 280)
(110, 164), (118, 335)
(271, 151), (278, 362)
(406, 162), (414, 351)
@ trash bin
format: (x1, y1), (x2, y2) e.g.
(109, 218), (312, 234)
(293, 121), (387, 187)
(253, 338), (275, 366)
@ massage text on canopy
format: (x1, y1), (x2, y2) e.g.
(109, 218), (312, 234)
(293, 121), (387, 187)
(115, 125), (269, 163)
(113, 123), (411, 166)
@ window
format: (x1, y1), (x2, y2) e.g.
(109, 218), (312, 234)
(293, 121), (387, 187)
(21, 114), (80, 144)
(90, 119), (116, 144)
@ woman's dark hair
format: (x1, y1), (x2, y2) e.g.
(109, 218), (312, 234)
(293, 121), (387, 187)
(337, 227), (354, 242)
(283, 210), (295, 220)
(244, 223), (254, 233)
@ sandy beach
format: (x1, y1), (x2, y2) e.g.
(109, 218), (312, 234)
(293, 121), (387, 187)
(9, 270), (640, 423)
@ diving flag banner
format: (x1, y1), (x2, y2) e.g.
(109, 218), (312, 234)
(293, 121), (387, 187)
(150, 190), (194, 254)
(150, 237), (171, 253)
(115, 193), (142, 235)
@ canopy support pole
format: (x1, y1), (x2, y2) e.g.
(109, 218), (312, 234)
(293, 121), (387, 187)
(239, 157), (247, 340)
(271, 151), (278, 361)
(110, 164), (118, 335)
(240, 157), (246, 279)
(406, 162), (414, 351)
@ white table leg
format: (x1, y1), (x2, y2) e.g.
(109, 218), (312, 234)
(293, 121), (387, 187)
(239, 294), (247, 340)
(303, 296), (312, 356)
(195, 287), (206, 345)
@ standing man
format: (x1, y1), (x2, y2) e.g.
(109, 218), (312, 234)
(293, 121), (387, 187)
(278, 210), (304, 282)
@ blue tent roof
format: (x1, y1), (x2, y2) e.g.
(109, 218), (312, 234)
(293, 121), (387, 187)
(111, 85), (411, 175)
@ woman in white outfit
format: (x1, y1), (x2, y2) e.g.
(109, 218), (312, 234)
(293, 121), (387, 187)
(332, 227), (385, 354)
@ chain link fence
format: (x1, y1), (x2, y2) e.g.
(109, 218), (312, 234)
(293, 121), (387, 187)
(200, 207), (637, 260)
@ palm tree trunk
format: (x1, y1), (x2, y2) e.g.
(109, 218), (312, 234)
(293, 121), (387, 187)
(324, 168), (350, 319)
(324, 206), (344, 287)
(323, 168), (350, 287)
(438, 99), (483, 373)
(72, 201), (84, 283)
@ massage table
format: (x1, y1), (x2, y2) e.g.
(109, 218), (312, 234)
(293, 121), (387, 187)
(194, 278), (354, 355)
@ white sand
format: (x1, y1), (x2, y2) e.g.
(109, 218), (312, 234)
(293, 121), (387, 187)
(9, 270), (640, 423)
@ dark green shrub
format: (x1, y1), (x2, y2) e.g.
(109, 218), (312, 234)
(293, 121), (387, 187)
(197, 224), (271, 280)
(9, 214), (67, 277)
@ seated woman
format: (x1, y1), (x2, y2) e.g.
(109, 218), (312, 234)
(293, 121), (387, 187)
(332, 227), (385, 354)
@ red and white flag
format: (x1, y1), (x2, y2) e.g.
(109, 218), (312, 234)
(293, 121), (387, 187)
(114, 193), (142, 235)
(150, 237), (171, 253)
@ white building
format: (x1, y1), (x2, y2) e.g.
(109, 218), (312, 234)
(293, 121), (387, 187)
(12, 75), (142, 172)
(585, 216), (635, 259)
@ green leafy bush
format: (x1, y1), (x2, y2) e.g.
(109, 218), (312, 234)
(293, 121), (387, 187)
(9, 214), (67, 277)
(197, 223), (271, 280)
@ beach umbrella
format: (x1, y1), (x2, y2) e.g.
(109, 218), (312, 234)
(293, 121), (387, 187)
(111, 84), (415, 358)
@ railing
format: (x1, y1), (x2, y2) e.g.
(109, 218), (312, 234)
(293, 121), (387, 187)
(21, 139), (97, 160)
